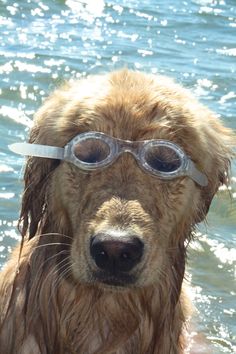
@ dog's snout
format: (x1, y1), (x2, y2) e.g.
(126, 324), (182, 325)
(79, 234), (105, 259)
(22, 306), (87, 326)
(90, 233), (144, 273)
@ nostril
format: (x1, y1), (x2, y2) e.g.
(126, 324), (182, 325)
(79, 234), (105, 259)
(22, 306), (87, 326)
(90, 234), (144, 273)
(90, 238), (110, 271)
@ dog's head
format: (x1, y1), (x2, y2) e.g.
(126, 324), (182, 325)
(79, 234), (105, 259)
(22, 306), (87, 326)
(17, 70), (235, 290)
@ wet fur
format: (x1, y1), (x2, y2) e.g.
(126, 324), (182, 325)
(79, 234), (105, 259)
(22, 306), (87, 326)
(0, 70), (235, 353)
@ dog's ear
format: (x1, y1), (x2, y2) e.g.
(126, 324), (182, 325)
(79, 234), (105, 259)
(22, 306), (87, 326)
(18, 80), (86, 239)
(18, 124), (60, 239)
(196, 114), (235, 222)
(18, 90), (68, 239)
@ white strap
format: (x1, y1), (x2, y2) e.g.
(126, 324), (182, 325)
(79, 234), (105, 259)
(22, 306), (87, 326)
(9, 143), (65, 160)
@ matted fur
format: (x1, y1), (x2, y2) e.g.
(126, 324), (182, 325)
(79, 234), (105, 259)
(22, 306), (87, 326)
(0, 70), (235, 354)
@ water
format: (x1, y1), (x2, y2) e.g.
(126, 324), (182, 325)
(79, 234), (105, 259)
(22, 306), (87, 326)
(0, 0), (235, 352)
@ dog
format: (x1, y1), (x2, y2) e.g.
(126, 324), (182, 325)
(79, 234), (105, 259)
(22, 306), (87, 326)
(0, 69), (235, 353)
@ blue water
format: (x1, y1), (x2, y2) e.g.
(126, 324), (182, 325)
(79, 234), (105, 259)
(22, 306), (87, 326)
(0, 0), (235, 352)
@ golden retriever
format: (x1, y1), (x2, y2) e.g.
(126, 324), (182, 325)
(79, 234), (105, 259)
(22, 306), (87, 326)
(0, 69), (235, 354)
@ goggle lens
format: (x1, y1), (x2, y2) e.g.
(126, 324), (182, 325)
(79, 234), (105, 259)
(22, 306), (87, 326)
(74, 138), (111, 164)
(144, 145), (182, 173)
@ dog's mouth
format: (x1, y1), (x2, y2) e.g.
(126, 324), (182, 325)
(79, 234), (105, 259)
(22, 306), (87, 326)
(92, 271), (137, 288)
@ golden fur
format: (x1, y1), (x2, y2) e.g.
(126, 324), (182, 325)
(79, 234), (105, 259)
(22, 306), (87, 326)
(0, 70), (235, 353)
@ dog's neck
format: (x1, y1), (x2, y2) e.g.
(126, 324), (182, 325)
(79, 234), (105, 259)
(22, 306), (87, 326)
(55, 280), (185, 354)
(29, 245), (184, 354)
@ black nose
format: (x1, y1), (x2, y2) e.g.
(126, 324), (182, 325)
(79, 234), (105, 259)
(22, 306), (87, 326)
(90, 233), (144, 274)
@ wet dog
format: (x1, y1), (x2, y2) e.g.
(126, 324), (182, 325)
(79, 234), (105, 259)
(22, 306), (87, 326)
(0, 70), (234, 353)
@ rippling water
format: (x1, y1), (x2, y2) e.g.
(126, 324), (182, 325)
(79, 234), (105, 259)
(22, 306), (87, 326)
(0, 0), (235, 352)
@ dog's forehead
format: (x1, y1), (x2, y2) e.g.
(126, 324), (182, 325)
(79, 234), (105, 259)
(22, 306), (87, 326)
(49, 70), (205, 160)
(68, 71), (195, 141)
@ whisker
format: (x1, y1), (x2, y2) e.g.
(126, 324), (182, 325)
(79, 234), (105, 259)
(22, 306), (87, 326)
(27, 251), (70, 324)
(28, 249), (70, 297)
(28, 232), (73, 240)
(47, 259), (72, 305)
(44, 256), (71, 287)
(52, 262), (72, 288)
(25, 242), (71, 279)
(32, 243), (71, 251)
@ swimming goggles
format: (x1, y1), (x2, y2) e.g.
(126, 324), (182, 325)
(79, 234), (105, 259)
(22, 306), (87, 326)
(9, 131), (208, 186)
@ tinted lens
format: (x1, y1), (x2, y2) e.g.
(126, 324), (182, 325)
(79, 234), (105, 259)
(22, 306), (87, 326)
(145, 145), (182, 173)
(73, 138), (110, 164)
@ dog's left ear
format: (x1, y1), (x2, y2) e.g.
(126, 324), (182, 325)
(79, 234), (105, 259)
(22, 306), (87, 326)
(196, 112), (235, 222)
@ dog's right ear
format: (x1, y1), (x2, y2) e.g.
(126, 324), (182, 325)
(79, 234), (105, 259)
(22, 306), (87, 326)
(17, 82), (75, 239)
(18, 80), (86, 239)
(18, 83), (72, 239)
(18, 123), (60, 239)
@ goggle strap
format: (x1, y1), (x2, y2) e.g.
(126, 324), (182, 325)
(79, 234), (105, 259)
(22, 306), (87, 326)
(9, 142), (65, 160)
(188, 160), (208, 187)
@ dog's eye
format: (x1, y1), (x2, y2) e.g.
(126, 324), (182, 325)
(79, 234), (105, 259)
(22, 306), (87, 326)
(74, 139), (110, 164)
(145, 146), (182, 173)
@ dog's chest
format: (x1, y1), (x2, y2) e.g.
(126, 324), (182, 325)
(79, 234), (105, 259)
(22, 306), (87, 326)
(80, 328), (136, 354)
(68, 323), (140, 354)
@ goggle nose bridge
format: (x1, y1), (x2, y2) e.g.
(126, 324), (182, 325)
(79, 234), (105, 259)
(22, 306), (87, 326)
(115, 139), (143, 160)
